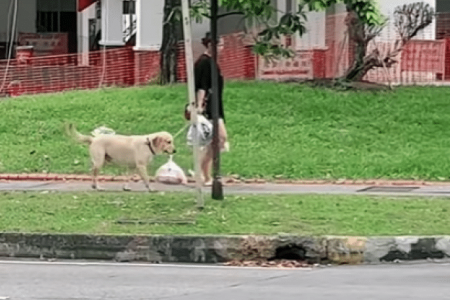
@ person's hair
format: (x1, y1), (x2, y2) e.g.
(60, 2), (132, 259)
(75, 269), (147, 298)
(201, 32), (218, 48)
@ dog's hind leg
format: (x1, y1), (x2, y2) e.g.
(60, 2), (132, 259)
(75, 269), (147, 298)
(136, 164), (154, 192)
(92, 167), (103, 190)
(90, 147), (106, 191)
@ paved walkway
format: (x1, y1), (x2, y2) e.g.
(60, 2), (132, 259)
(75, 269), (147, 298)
(2, 179), (450, 197)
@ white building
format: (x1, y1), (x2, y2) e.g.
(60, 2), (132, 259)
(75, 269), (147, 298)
(0, 0), (447, 60)
(0, 0), (208, 59)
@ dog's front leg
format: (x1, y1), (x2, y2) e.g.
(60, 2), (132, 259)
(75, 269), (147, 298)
(136, 165), (155, 192)
(123, 167), (132, 191)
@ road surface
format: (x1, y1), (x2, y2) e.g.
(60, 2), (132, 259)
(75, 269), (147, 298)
(0, 259), (448, 300)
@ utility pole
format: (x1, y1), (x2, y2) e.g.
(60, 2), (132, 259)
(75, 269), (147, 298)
(181, 0), (204, 208)
(210, 0), (223, 200)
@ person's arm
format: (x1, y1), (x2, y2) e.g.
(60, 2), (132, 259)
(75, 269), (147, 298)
(196, 89), (206, 113)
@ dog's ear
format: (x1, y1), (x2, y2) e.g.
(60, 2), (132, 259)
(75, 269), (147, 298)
(152, 136), (162, 149)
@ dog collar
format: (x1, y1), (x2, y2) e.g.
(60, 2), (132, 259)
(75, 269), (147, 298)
(146, 138), (156, 155)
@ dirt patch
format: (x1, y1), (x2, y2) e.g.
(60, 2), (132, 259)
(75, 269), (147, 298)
(224, 259), (312, 268)
(314, 79), (390, 91)
(283, 78), (391, 91)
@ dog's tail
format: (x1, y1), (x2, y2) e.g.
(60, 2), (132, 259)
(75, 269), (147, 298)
(66, 123), (93, 145)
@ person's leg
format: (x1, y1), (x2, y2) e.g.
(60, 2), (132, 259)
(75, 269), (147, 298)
(218, 119), (229, 152)
(201, 144), (213, 186)
(201, 119), (229, 186)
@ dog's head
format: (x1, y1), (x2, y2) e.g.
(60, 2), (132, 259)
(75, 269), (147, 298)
(151, 132), (176, 154)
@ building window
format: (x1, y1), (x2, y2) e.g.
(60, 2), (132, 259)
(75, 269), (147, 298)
(36, 0), (76, 33)
(123, 0), (136, 14)
(37, 11), (59, 32)
(36, 0), (77, 53)
(123, 0), (136, 44)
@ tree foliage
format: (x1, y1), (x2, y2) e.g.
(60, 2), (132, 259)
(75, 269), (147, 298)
(303, 0), (385, 26)
(394, 2), (434, 43)
(166, 0), (309, 60)
(182, 0), (386, 60)
(161, 0), (432, 84)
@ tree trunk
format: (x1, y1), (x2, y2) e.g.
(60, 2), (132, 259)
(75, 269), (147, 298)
(344, 40), (368, 81)
(343, 8), (371, 82)
(345, 59), (378, 82)
(160, 0), (181, 85)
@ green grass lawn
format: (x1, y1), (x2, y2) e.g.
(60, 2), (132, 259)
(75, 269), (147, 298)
(1, 81), (450, 180)
(0, 191), (449, 236)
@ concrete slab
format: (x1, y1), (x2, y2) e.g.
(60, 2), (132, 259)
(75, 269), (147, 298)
(2, 180), (450, 197)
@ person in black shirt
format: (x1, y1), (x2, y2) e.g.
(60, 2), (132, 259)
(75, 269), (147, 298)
(193, 32), (229, 186)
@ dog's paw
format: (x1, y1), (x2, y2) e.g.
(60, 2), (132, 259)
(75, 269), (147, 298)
(123, 186), (132, 192)
(93, 185), (106, 191)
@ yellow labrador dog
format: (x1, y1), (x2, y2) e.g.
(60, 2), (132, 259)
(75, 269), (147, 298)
(67, 124), (176, 192)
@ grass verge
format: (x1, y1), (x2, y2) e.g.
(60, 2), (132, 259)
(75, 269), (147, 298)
(1, 81), (450, 180)
(0, 191), (449, 236)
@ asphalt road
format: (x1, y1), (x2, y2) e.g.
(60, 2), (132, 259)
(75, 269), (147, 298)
(0, 260), (448, 300)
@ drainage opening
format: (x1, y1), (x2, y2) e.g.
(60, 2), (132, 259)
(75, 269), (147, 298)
(270, 244), (306, 261)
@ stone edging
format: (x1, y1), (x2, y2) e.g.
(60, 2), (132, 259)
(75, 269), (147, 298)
(1, 173), (450, 186)
(1, 233), (449, 265)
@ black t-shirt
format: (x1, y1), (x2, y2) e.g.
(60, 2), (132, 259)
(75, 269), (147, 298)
(194, 54), (225, 121)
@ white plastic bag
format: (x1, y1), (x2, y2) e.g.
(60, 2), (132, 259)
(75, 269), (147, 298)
(91, 126), (116, 137)
(186, 115), (213, 147)
(155, 155), (188, 185)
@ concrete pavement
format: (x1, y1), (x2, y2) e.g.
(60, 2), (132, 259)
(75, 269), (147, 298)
(0, 259), (449, 300)
(2, 179), (450, 197)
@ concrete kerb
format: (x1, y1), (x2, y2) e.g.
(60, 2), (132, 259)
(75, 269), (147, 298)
(3, 173), (450, 186)
(1, 233), (449, 265)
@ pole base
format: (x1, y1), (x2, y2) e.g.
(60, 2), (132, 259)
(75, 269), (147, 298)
(212, 178), (223, 200)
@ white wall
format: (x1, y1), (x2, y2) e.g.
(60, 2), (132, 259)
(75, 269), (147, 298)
(134, 0), (163, 50)
(292, 0), (328, 50)
(77, 4), (97, 54)
(0, 0), (37, 42)
(191, 19), (209, 60)
(100, 0), (124, 46)
(296, 9), (326, 50)
(74, 0), (204, 57)
(187, 0), (210, 60)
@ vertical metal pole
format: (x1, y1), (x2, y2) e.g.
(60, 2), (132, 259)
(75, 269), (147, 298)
(181, 0), (204, 208)
(210, 0), (223, 200)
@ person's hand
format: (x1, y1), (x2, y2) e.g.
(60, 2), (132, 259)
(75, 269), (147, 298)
(196, 90), (207, 114)
(196, 99), (206, 114)
(184, 104), (191, 121)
